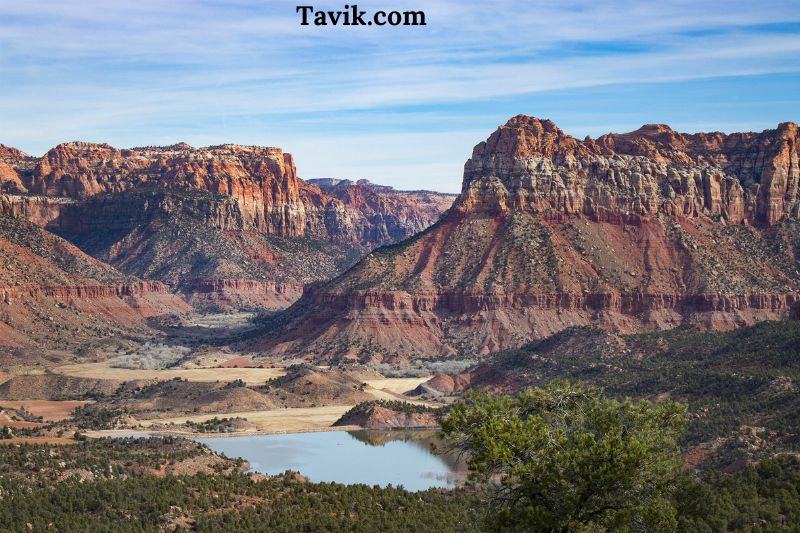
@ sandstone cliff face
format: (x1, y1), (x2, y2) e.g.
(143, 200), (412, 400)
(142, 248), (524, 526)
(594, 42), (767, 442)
(304, 179), (456, 247)
(16, 142), (305, 237)
(0, 162), (25, 193)
(182, 279), (304, 311)
(1, 142), (453, 246)
(0, 143), (453, 310)
(458, 116), (800, 225)
(0, 145), (33, 194)
(0, 195), (77, 228)
(249, 116), (800, 362)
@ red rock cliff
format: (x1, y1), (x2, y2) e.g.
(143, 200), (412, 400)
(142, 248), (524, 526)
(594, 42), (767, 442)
(459, 116), (799, 225)
(16, 143), (305, 237)
(1, 142), (454, 246)
(0, 142), (454, 311)
(248, 116), (800, 362)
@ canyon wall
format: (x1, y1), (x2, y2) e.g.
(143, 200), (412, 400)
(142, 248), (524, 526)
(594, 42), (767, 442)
(1, 142), (454, 246)
(248, 117), (800, 362)
(458, 117), (799, 225)
(0, 142), (454, 310)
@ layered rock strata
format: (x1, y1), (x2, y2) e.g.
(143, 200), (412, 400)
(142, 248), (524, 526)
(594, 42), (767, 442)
(248, 116), (800, 361)
(0, 142), (453, 245)
(0, 213), (189, 354)
(0, 143), (453, 309)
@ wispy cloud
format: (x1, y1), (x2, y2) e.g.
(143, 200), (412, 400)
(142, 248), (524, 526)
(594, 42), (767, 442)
(1, 1), (799, 191)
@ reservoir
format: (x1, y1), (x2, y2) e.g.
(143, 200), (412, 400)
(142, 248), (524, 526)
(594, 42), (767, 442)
(196, 429), (465, 492)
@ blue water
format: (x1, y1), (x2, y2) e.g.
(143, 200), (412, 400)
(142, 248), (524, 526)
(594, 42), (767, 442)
(195, 430), (462, 491)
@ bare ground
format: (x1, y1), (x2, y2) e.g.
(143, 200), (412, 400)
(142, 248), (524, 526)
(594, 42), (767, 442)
(52, 361), (285, 384)
(0, 400), (93, 421)
(133, 404), (357, 435)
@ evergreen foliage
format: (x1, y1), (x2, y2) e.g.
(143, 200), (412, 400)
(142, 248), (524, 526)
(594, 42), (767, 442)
(443, 382), (687, 532)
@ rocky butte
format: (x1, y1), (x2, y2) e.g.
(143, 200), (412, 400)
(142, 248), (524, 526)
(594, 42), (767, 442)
(250, 115), (800, 362)
(0, 142), (454, 309)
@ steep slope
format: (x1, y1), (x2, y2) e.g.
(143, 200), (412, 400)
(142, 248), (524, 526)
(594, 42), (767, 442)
(305, 178), (456, 246)
(250, 116), (800, 361)
(46, 189), (351, 310)
(0, 211), (190, 362)
(450, 321), (800, 470)
(0, 143), (453, 309)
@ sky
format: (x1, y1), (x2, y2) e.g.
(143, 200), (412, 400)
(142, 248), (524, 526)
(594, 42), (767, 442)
(1, 1), (799, 193)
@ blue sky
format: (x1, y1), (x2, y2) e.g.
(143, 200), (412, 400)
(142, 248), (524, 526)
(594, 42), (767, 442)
(1, 1), (799, 192)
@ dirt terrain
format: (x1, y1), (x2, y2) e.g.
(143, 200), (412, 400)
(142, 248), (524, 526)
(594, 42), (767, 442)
(135, 404), (358, 435)
(0, 437), (75, 446)
(1, 296), (437, 437)
(74, 365), (435, 424)
(54, 361), (285, 384)
(0, 400), (92, 421)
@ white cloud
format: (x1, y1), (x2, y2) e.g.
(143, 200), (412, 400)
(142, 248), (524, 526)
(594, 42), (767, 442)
(0, 0), (798, 190)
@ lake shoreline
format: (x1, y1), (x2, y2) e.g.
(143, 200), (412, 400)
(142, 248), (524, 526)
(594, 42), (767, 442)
(87, 428), (464, 491)
(86, 424), (364, 439)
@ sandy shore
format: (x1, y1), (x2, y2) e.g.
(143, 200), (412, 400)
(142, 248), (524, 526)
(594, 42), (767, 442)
(134, 404), (355, 434)
(86, 423), (365, 440)
(363, 377), (429, 394)
(84, 405), (359, 440)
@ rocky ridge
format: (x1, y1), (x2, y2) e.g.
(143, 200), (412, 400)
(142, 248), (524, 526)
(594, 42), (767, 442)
(248, 116), (800, 361)
(333, 400), (439, 429)
(0, 143), (454, 309)
(457, 117), (799, 225)
(0, 213), (190, 358)
(0, 142), (454, 245)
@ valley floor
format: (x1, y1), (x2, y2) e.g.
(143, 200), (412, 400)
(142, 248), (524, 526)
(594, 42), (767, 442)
(0, 310), (438, 439)
(53, 360), (286, 385)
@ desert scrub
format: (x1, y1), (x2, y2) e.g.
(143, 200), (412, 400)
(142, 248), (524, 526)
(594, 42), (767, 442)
(185, 417), (247, 433)
(342, 400), (439, 418)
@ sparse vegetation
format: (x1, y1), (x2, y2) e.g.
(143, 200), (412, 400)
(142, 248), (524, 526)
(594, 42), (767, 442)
(185, 416), (248, 433)
(472, 321), (800, 469)
(110, 342), (191, 370)
(72, 406), (127, 430)
(443, 382), (687, 532)
(373, 359), (478, 378)
(341, 400), (438, 419)
(0, 438), (478, 532)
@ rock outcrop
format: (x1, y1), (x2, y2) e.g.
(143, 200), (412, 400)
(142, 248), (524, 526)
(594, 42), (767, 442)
(182, 279), (304, 311)
(333, 400), (439, 429)
(304, 178), (456, 246)
(0, 143), (454, 309)
(0, 145), (34, 194)
(249, 116), (800, 362)
(458, 116), (799, 225)
(19, 143), (305, 236)
(1, 142), (454, 245)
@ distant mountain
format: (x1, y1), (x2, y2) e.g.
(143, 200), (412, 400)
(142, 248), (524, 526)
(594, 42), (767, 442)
(249, 116), (800, 362)
(0, 142), (454, 310)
